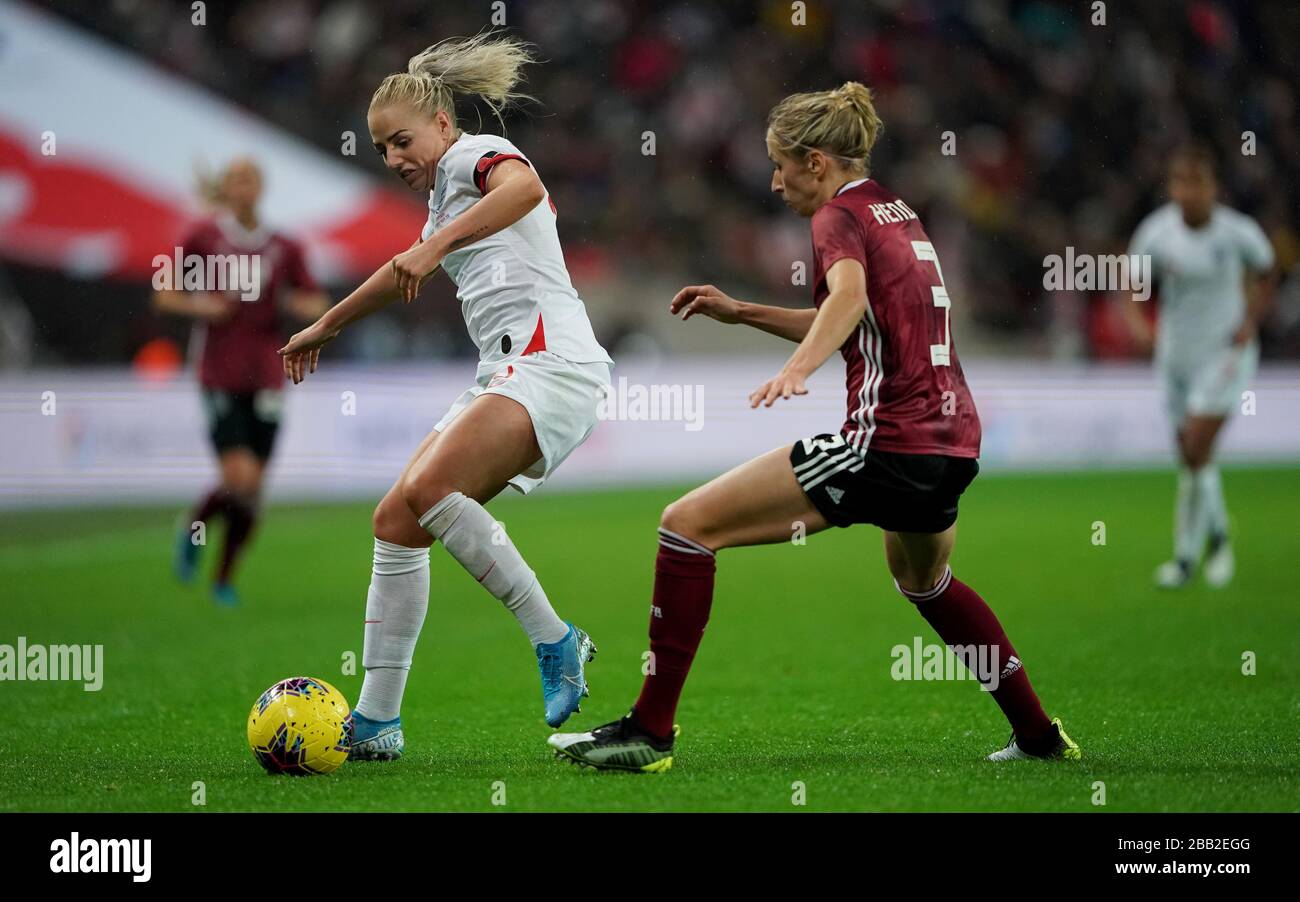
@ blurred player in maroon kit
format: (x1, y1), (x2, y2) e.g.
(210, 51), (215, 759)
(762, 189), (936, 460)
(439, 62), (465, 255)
(154, 158), (328, 605)
(550, 83), (1079, 770)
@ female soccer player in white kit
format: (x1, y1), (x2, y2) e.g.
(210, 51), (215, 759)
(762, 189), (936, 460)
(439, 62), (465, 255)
(1126, 144), (1274, 589)
(279, 34), (613, 758)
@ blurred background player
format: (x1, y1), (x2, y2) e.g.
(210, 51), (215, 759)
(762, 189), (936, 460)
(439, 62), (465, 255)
(155, 158), (329, 605)
(278, 34), (613, 759)
(549, 83), (1078, 772)
(1125, 144), (1276, 589)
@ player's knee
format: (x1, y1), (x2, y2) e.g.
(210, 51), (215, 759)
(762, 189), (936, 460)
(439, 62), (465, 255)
(219, 472), (246, 497)
(221, 460), (262, 497)
(225, 476), (261, 503)
(892, 569), (931, 596)
(371, 498), (393, 538)
(371, 494), (401, 540)
(228, 488), (259, 514)
(372, 492), (429, 547)
(400, 474), (458, 523)
(884, 532), (951, 595)
(883, 544), (908, 582)
(890, 561), (947, 596)
(1183, 442), (1211, 470)
(660, 497), (709, 545)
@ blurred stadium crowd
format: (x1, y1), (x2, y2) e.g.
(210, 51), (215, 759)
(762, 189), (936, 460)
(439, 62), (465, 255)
(20, 0), (1300, 363)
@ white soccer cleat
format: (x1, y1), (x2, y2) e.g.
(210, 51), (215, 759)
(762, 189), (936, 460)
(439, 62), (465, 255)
(1203, 542), (1235, 588)
(1154, 559), (1192, 589)
(985, 739), (1036, 761)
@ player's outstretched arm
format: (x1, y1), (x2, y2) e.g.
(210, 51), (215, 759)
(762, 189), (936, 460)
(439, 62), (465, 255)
(670, 284), (817, 342)
(277, 259), (405, 384)
(285, 289), (331, 324)
(750, 257), (867, 407)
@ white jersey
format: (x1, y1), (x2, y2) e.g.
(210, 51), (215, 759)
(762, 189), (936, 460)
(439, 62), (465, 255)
(421, 132), (612, 381)
(1127, 202), (1273, 365)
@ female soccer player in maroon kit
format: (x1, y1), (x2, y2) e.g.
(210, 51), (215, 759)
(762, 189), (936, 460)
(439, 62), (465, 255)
(155, 159), (328, 606)
(550, 83), (1079, 770)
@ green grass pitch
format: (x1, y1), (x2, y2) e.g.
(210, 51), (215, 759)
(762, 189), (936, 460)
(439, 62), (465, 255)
(1, 468), (1297, 812)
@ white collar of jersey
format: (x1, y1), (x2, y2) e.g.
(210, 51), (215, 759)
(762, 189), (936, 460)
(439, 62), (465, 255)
(435, 133), (468, 174)
(215, 212), (270, 249)
(430, 134), (470, 202)
(836, 178), (870, 196)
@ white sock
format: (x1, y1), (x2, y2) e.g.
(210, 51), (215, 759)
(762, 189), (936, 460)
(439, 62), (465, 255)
(1173, 468), (1195, 563)
(1199, 465), (1228, 541)
(1175, 466), (1214, 564)
(419, 492), (569, 647)
(355, 539), (430, 722)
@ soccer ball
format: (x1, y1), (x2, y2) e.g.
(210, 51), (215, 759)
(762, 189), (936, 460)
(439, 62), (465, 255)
(246, 676), (351, 775)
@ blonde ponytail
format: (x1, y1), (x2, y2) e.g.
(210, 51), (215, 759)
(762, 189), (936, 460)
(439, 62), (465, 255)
(370, 31), (537, 130)
(766, 81), (884, 175)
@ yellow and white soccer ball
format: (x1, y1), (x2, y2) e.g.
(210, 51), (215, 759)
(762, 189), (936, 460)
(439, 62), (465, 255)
(247, 677), (351, 775)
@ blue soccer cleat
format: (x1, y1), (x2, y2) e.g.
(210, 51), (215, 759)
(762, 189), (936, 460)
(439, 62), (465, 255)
(536, 623), (597, 728)
(173, 523), (201, 583)
(211, 582), (239, 607)
(348, 711), (404, 761)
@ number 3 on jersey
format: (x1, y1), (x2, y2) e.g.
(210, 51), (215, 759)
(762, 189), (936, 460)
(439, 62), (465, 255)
(911, 240), (950, 366)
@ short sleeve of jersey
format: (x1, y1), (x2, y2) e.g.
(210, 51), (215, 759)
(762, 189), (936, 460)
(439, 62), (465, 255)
(1127, 208), (1164, 261)
(1234, 214), (1274, 273)
(446, 134), (532, 197)
(811, 204), (867, 275)
(470, 135), (532, 194)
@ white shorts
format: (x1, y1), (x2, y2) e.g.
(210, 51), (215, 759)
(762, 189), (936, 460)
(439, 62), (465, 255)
(434, 351), (612, 494)
(1160, 341), (1258, 425)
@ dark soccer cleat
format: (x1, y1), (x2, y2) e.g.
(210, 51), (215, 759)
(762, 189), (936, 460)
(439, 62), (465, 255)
(548, 712), (678, 773)
(986, 716), (1081, 761)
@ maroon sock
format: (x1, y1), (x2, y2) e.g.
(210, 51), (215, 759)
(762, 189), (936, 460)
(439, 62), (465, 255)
(216, 495), (258, 585)
(903, 568), (1054, 749)
(193, 486), (230, 526)
(632, 529), (716, 739)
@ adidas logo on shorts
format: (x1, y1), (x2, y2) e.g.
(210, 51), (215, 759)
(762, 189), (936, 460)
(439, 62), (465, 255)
(826, 487), (846, 505)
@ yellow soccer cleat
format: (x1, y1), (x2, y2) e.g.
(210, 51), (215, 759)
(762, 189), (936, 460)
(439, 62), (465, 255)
(548, 712), (679, 773)
(986, 716), (1081, 762)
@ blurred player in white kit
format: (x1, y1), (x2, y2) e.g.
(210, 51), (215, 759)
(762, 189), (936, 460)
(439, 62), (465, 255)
(1126, 143), (1275, 588)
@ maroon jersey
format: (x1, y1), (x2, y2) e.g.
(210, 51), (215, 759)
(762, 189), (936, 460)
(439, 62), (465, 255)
(179, 216), (316, 392)
(810, 179), (981, 458)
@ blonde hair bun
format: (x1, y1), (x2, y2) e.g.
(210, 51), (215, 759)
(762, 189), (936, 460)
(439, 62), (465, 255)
(767, 81), (884, 175)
